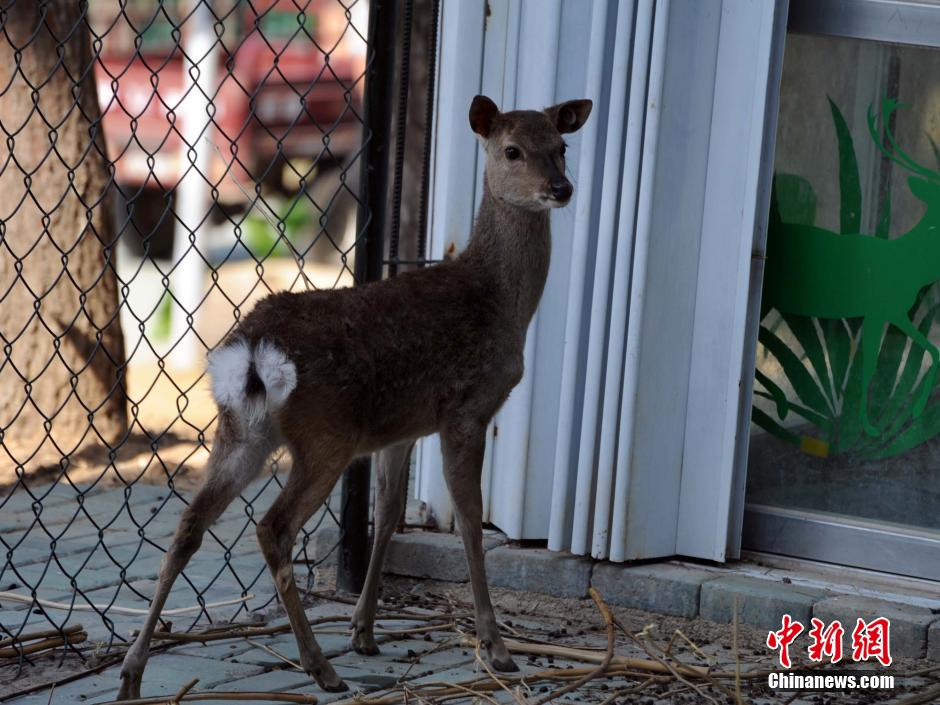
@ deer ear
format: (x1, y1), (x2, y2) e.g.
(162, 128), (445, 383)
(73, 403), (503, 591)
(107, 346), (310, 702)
(545, 99), (593, 134)
(469, 95), (500, 138)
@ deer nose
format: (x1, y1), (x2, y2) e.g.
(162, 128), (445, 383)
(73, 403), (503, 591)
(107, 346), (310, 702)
(550, 177), (572, 201)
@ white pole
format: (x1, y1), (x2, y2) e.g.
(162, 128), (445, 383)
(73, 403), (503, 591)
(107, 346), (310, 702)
(170, 0), (218, 368)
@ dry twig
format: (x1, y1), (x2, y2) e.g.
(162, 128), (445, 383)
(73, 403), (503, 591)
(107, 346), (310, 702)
(611, 614), (722, 705)
(245, 637), (303, 671)
(95, 690), (318, 704)
(141, 613), (448, 644)
(502, 638), (709, 678)
(530, 586), (615, 705)
(170, 678), (200, 704)
(0, 590), (252, 616)
(733, 596), (744, 705)
(0, 624), (87, 659)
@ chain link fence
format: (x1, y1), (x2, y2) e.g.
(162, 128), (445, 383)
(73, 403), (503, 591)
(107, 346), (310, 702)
(0, 0), (404, 667)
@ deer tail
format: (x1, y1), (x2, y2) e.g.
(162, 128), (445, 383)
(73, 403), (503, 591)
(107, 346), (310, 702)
(207, 339), (297, 426)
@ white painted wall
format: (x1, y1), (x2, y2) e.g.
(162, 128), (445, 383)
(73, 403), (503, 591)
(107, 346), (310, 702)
(417, 0), (787, 563)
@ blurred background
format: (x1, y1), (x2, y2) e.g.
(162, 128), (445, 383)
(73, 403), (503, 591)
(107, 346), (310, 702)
(0, 0), (436, 491)
(97, 0), (365, 486)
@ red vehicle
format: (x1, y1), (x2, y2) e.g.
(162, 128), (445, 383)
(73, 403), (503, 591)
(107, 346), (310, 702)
(92, 0), (366, 205)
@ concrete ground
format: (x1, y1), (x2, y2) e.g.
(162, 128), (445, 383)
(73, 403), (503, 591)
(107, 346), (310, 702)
(1, 481), (938, 704)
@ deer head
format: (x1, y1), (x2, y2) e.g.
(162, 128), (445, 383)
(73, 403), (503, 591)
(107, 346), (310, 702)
(869, 97), (940, 206)
(469, 95), (592, 210)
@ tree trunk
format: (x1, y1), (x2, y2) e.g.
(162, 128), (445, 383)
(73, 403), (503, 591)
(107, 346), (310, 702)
(0, 1), (127, 465)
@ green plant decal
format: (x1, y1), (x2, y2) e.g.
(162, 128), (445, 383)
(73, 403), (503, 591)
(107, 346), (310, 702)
(755, 98), (940, 459)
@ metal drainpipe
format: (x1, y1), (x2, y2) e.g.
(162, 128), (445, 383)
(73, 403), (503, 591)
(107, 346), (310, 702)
(338, 0), (401, 595)
(387, 0), (415, 277)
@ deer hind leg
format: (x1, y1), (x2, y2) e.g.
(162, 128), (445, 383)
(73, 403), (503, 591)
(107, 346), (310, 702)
(256, 440), (352, 693)
(891, 314), (940, 417)
(860, 317), (884, 437)
(440, 421), (517, 673)
(117, 414), (273, 700)
(350, 441), (414, 655)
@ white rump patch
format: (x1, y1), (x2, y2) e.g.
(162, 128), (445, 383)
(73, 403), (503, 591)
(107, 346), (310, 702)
(253, 340), (297, 408)
(207, 340), (251, 410)
(206, 339), (297, 425)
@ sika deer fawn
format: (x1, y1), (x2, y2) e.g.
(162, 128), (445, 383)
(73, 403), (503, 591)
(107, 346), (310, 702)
(761, 105), (940, 438)
(117, 95), (591, 698)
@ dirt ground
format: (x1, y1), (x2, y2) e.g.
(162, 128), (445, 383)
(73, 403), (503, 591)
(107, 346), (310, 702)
(2, 573), (936, 704)
(413, 577), (938, 705)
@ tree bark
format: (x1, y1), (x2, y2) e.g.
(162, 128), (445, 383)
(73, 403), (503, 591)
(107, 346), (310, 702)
(0, 1), (127, 463)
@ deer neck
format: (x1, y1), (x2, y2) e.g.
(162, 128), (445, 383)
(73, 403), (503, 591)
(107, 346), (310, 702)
(464, 180), (551, 330)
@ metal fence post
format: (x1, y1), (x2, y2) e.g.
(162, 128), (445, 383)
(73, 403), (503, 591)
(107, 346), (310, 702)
(337, 0), (401, 594)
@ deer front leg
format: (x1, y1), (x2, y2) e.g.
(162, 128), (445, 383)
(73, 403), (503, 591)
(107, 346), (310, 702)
(440, 421), (517, 673)
(350, 441), (414, 655)
(891, 314), (940, 417)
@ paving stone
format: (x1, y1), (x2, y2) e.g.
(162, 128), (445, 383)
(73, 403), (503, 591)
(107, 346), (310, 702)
(4, 653), (265, 704)
(1, 545), (51, 566)
(132, 653), (267, 691)
(404, 660), (494, 687)
(813, 595), (936, 659)
(235, 632), (353, 666)
(928, 619), (940, 661)
(304, 602), (354, 622)
(213, 668), (317, 695)
(329, 649), (418, 689)
(64, 552), (164, 587)
(699, 576), (827, 631)
(384, 531), (506, 583)
(591, 562), (717, 617)
(397, 641), (468, 667)
(485, 546), (592, 598)
(8, 564), (86, 595)
(0, 482), (107, 515)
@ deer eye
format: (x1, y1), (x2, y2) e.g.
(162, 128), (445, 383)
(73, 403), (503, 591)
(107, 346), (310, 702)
(504, 146), (521, 161)
(560, 143), (567, 157)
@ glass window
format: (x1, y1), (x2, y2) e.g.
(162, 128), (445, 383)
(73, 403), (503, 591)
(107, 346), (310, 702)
(747, 33), (940, 537)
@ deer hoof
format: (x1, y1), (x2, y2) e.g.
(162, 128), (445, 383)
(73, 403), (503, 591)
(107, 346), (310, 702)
(490, 654), (520, 672)
(350, 628), (381, 656)
(311, 662), (348, 693)
(117, 670), (142, 700)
